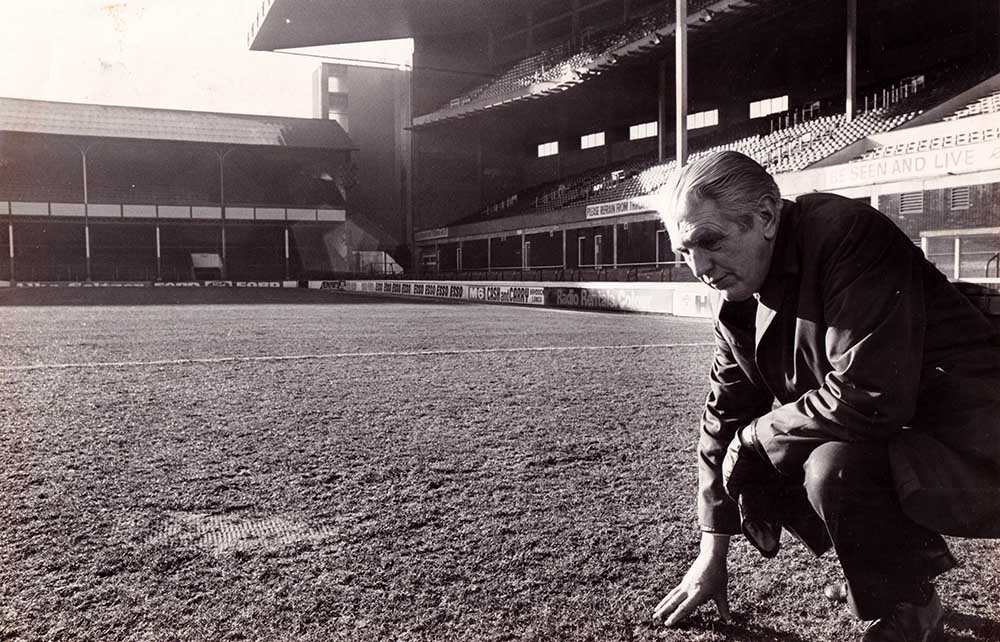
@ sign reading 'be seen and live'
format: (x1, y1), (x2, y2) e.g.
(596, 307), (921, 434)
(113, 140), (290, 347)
(823, 142), (1000, 189)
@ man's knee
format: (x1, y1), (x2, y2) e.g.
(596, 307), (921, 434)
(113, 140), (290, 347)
(803, 442), (888, 515)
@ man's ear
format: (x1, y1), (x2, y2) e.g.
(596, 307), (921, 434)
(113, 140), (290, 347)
(756, 194), (781, 240)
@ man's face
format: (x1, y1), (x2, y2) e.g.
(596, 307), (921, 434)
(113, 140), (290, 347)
(667, 196), (778, 302)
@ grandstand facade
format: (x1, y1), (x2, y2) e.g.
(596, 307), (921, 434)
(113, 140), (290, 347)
(0, 98), (354, 283)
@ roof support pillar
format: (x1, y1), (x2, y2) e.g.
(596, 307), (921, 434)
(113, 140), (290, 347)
(953, 238), (962, 280)
(285, 227), (291, 281)
(658, 59), (669, 163)
(477, 134), (485, 204)
(612, 223), (618, 268)
(846, 0), (858, 122)
(7, 201), (13, 283)
(155, 225), (162, 281)
(571, 0), (581, 46)
(562, 229), (567, 270)
(216, 148), (234, 280)
(675, 0), (688, 167)
(526, 10), (534, 55)
(79, 144), (93, 282)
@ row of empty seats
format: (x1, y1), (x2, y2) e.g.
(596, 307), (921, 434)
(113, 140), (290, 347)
(1, 166), (345, 209)
(858, 127), (1000, 162)
(444, 0), (724, 109)
(459, 153), (656, 224)
(0, 169), (217, 205)
(0, 168), (83, 203)
(467, 107), (916, 222)
(766, 109), (918, 173)
(449, 44), (576, 107)
(944, 89), (1000, 121)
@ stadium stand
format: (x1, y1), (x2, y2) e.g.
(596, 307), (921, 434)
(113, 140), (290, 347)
(428, 0), (740, 122)
(0, 98), (355, 282)
(441, 58), (1000, 237)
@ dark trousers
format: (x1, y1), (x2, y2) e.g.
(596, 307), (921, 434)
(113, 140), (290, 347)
(772, 441), (957, 620)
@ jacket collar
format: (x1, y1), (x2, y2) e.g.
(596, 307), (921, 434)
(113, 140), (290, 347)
(759, 199), (800, 293)
(754, 199), (800, 348)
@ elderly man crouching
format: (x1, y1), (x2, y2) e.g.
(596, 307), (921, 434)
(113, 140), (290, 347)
(651, 150), (1000, 642)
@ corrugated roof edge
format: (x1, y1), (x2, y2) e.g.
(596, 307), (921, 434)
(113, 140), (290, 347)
(0, 96), (357, 150)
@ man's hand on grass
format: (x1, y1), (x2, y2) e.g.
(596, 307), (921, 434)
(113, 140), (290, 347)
(653, 533), (731, 627)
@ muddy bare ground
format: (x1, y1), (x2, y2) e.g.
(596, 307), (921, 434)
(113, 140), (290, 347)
(1, 292), (998, 641)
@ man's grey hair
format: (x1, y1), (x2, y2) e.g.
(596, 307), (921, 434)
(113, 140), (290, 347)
(657, 151), (781, 231)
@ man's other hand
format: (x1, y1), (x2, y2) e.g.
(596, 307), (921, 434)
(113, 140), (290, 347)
(653, 533), (731, 627)
(721, 425), (772, 500)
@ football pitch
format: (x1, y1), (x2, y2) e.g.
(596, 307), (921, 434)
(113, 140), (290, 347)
(1, 290), (998, 641)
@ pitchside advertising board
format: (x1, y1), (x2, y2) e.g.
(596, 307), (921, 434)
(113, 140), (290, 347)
(307, 280), (347, 291)
(328, 279), (715, 317)
(152, 281), (288, 288)
(335, 280), (546, 305)
(673, 287), (718, 317)
(15, 281), (148, 288)
(11, 281), (295, 288)
(546, 286), (666, 313)
(544, 284), (715, 315)
(466, 285), (545, 305)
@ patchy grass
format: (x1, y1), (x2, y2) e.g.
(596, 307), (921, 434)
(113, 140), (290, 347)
(1, 291), (998, 641)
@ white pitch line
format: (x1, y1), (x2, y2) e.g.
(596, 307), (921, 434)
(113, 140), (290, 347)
(0, 342), (714, 372)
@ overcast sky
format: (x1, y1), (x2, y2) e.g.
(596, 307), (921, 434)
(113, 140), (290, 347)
(0, 0), (412, 118)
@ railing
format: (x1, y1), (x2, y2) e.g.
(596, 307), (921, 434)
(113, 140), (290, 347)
(592, 260), (688, 282)
(987, 252), (1000, 279)
(0, 200), (346, 223)
(921, 229), (1000, 285)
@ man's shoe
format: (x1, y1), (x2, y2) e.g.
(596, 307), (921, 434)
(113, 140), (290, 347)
(861, 588), (944, 642)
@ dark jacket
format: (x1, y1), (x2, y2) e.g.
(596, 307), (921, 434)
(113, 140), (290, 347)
(698, 193), (1000, 536)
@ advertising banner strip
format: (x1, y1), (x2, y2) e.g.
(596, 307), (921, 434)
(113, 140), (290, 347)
(155, 281), (280, 287)
(372, 281), (467, 299)
(308, 280), (347, 290)
(544, 286), (674, 314)
(823, 142), (1000, 188)
(778, 140), (1000, 196)
(465, 285), (545, 305)
(9, 281), (287, 288)
(18, 281), (149, 288)
(334, 280), (719, 318)
(414, 227), (449, 242)
(585, 198), (652, 220)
